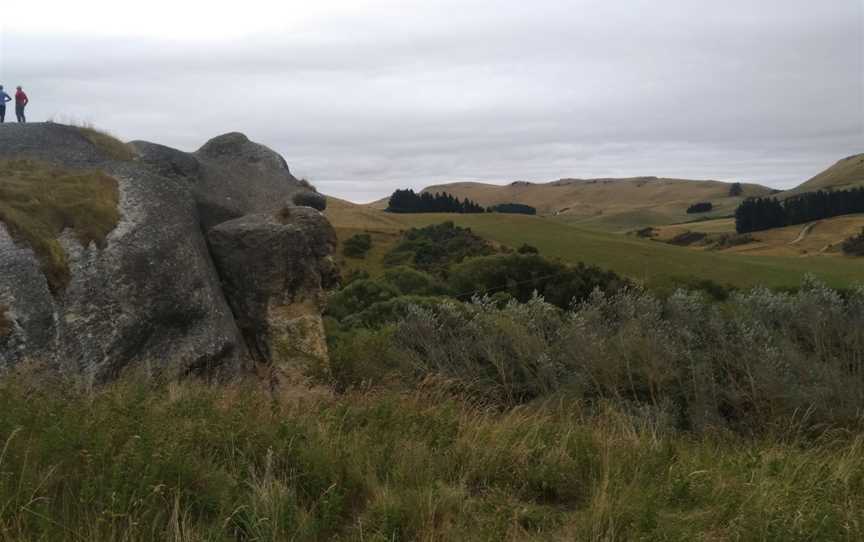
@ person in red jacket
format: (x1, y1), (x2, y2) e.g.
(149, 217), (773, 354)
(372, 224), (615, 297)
(14, 86), (28, 123)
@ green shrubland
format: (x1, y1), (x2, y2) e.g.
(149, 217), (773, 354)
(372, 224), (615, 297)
(0, 159), (121, 293)
(382, 221), (495, 273)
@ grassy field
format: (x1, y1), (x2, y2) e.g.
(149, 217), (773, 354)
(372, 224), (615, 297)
(326, 200), (863, 289)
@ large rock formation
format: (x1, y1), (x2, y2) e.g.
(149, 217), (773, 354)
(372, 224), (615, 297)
(0, 123), (336, 382)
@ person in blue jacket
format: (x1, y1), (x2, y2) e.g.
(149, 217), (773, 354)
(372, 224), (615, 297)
(0, 86), (11, 123)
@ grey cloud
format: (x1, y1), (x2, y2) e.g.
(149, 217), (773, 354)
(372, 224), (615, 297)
(0, 0), (860, 201)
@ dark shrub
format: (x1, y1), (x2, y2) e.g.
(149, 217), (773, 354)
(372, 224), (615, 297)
(326, 279), (400, 320)
(728, 182), (743, 197)
(709, 233), (755, 250)
(342, 269), (370, 285)
(448, 253), (627, 309)
(842, 228), (864, 256)
(686, 202), (713, 214)
(517, 243), (539, 255)
(384, 222), (495, 275)
(632, 227), (657, 238)
(343, 233), (373, 259)
(666, 231), (707, 246)
(489, 203), (537, 215)
(382, 266), (446, 296)
(343, 295), (449, 329)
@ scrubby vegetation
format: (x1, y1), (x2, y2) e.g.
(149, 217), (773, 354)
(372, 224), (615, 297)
(382, 221), (495, 273)
(386, 189), (485, 214)
(0, 159), (121, 293)
(631, 226), (657, 238)
(842, 227), (864, 256)
(707, 232), (756, 250)
(666, 231), (707, 246)
(448, 254), (627, 309)
(330, 277), (864, 426)
(735, 187), (864, 233)
(75, 125), (138, 161)
(342, 233), (373, 258)
(686, 201), (712, 214)
(516, 243), (538, 254)
(488, 203), (537, 215)
(4, 277), (864, 540)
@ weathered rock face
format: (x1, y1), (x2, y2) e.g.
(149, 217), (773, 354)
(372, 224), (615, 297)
(207, 207), (339, 372)
(0, 123), (335, 381)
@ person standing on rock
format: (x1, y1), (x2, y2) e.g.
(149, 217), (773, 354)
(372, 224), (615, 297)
(14, 86), (28, 123)
(0, 86), (11, 123)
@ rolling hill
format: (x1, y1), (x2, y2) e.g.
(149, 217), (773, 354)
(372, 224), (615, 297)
(789, 153), (864, 193)
(414, 177), (773, 232)
(325, 199), (863, 289)
(390, 153), (864, 232)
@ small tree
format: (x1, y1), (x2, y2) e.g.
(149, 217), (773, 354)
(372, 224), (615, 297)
(343, 233), (373, 258)
(729, 182), (743, 197)
(842, 228), (864, 256)
(686, 202), (713, 214)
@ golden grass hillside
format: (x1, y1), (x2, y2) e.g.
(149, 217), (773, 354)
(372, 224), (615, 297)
(413, 177), (772, 232)
(789, 153), (864, 193)
(0, 159), (121, 293)
(653, 214), (864, 257)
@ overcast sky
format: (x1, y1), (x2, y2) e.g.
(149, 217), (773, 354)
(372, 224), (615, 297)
(1, 0), (861, 201)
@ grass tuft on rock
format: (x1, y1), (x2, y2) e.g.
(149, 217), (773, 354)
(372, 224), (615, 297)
(75, 125), (138, 161)
(0, 159), (121, 293)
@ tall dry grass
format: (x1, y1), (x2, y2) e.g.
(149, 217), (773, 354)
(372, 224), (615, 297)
(0, 370), (863, 540)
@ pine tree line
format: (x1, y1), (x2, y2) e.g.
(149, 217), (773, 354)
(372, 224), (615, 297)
(386, 189), (486, 214)
(735, 187), (864, 233)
